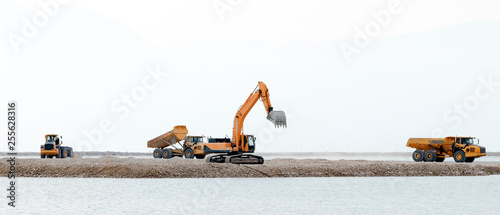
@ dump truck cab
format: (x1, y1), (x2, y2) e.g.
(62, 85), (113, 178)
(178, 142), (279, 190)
(184, 136), (205, 146)
(452, 137), (486, 160)
(183, 135), (208, 159)
(40, 134), (73, 159)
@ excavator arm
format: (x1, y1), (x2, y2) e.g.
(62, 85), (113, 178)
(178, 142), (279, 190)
(232, 81), (287, 151)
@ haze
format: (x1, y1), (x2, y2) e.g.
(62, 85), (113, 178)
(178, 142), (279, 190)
(1, 0), (499, 152)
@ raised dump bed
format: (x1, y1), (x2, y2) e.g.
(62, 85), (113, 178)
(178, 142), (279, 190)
(147, 125), (188, 158)
(147, 125), (188, 148)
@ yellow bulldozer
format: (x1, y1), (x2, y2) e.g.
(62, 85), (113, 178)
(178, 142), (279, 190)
(40, 134), (73, 159)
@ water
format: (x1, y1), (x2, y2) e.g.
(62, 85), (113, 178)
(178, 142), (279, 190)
(1, 176), (499, 214)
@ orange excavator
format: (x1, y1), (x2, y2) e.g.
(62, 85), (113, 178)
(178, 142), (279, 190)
(206, 81), (287, 164)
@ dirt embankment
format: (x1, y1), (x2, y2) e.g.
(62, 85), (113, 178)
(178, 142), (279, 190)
(1, 157), (500, 178)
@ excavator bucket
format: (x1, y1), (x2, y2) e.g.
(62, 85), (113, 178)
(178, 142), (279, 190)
(267, 111), (287, 128)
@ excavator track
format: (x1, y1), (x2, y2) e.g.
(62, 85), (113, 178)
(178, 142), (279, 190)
(206, 154), (264, 165)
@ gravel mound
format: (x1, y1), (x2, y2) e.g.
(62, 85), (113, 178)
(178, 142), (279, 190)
(1, 157), (499, 178)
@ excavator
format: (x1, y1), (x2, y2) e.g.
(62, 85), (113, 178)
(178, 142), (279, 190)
(206, 81), (287, 164)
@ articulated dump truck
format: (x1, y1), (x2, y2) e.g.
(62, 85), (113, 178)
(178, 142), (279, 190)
(147, 125), (190, 159)
(147, 125), (233, 159)
(406, 136), (486, 163)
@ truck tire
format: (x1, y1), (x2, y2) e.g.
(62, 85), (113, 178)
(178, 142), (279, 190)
(61, 148), (67, 158)
(68, 148), (73, 157)
(56, 148), (61, 158)
(184, 148), (194, 159)
(435, 157), (445, 162)
(162, 148), (173, 159)
(41, 154), (46, 159)
(153, 149), (163, 159)
(195, 155), (206, 159)
(412, 150), (424, 162)
(424, 150), (436, 162)
(453, 150), (466, 162)
(465, 157), (475, 163)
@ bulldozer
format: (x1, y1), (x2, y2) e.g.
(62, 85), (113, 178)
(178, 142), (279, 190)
(205, 81), (287, 164)
(40, 134), (73, 158)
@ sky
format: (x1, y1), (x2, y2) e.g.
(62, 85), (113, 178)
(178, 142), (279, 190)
(1, 0), (500, 153)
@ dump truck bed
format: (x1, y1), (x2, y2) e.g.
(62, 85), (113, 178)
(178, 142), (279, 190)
(406, 138), (453, 152)
(147, 125), (188, 148)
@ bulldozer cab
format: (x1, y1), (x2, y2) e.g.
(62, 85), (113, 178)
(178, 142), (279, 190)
(46, 134), (57, 142)
(45, 134), (61, 145)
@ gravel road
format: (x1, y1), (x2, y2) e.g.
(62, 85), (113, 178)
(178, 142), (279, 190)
(2, 156), (499, 178)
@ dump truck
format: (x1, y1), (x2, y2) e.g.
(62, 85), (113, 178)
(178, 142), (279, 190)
(147, 125), (228, 159)
(406, 136), (486, 163)
(205, 81), (287, 164)
(40, 134), (73, 158)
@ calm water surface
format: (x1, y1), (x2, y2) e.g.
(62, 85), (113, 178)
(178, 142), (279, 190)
(1, 176), (499, 214)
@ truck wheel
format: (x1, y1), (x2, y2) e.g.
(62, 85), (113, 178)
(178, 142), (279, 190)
(195, 155), (206, 159)
(162, 148), (173, 159)
(56, 149), (61, 158)
(61, 148), (67, 158)
(435, 157), (445, 162)
(453, 151), (466, 162)
(153, 149), (163, 159)
(424, 150), (436, 162)
(184, 148), (194, 159)
(68, 148), (73, 157)
(412, 150), (424, 162)
(465, 157), (475, 163)
(41, 154), (46, 159)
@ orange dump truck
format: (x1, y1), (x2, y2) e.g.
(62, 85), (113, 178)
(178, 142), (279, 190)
(147, 125), (189, 159)
(147, 125), (233, 159)
(406, 136), (486, 163)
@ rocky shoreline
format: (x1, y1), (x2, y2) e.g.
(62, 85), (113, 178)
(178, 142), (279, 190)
(1, 157), (500, 178)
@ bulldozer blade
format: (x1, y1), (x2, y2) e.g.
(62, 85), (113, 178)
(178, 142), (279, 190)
(267, 111), (287, 128)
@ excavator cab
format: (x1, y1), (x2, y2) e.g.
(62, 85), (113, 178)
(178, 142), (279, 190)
(244, 135), (256, 152)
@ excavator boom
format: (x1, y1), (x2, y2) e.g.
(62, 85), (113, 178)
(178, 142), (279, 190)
(206, 81), (286, 164)
(232, 81), (286, 152)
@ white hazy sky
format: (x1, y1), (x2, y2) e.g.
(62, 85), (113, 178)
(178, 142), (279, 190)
(1, 0), (500, 153)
